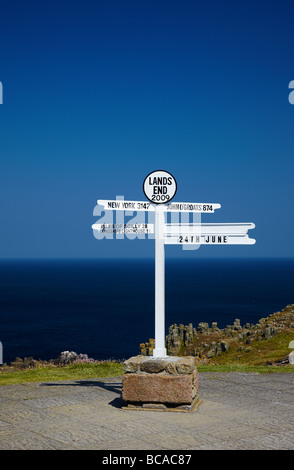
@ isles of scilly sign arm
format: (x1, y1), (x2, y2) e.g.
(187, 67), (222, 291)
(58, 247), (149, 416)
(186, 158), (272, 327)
(92, 170), (256, 358)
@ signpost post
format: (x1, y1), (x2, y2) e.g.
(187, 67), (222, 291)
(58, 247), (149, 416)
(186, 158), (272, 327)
(92, 170), (256, 411)
(154, 204), (167, 357)
(143, 171), (178, 357)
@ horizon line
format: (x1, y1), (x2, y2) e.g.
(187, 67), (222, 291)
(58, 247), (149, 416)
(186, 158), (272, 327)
(0, 256), (293, 261)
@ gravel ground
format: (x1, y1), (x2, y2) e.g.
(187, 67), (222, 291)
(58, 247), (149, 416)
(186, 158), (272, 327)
(0, 371), (293, 450)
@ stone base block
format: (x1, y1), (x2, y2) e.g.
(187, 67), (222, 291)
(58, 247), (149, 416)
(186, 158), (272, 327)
(122, 396), (201, 413)
(122, 373), (194, 404)
(122, 355), (200, 412)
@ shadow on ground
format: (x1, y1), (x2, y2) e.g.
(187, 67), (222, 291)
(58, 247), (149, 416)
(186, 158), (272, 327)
(40, 380), (124, 408)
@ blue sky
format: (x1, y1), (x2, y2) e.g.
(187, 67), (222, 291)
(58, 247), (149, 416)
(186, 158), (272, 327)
(0, 0), (293, 259)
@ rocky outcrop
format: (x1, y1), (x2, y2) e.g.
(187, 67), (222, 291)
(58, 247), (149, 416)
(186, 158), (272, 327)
(9, 356), (38, 369)
(5, 351), (96, 369)
(140, 304), (294, 361)
(55, 351), (93, 365)
(140, 338), (155, 356)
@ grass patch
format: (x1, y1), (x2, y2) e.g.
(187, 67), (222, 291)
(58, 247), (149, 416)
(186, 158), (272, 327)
(208, 330), (294, 367)
(0, 362), (124, 385)
(197, 364), (294, 374)
(1, 360), (294, 385)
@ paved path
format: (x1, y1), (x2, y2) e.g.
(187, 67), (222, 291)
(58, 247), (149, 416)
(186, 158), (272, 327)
(0, 372), (293, 450)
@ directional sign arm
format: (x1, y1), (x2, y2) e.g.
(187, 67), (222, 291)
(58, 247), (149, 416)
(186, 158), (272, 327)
(164, 234), (256, 245)
(97, 200), (155, 211)
(165, 222), (255, 235)
(92, 223), (154, 234)
(165, 202), (221, 213)
(164, 222), (256, 245)
(97, 199), (222, 213)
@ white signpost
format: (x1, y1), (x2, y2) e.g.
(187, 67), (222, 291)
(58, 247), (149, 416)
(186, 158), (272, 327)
(93, 170), (256, 358)
(143, 170), (177, 204)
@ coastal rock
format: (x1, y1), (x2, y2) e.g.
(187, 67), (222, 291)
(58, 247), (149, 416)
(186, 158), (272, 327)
(206, 349), (216, 358)
(206, 339), (230, 358)
(165, 323), (195, 355)
(197, 322), (209, 334)
(263, 326), (276, 339)
(219, 340), (229, 352)
(57, 351), (90, 365)
(9, 357), (37, 369)
(233, 319), (241, 330)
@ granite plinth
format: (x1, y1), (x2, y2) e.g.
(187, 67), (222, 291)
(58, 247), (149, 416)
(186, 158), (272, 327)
(122, 355), (200, 412)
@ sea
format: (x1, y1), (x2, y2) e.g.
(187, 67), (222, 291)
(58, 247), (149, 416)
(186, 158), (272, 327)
(0, 258), (293, 364)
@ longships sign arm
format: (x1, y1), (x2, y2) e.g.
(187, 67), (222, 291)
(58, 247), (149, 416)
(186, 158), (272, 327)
(165, 222), (255, 235)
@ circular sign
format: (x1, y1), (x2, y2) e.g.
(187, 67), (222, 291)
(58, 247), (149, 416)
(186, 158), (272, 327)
(143, 170), (177, 204)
